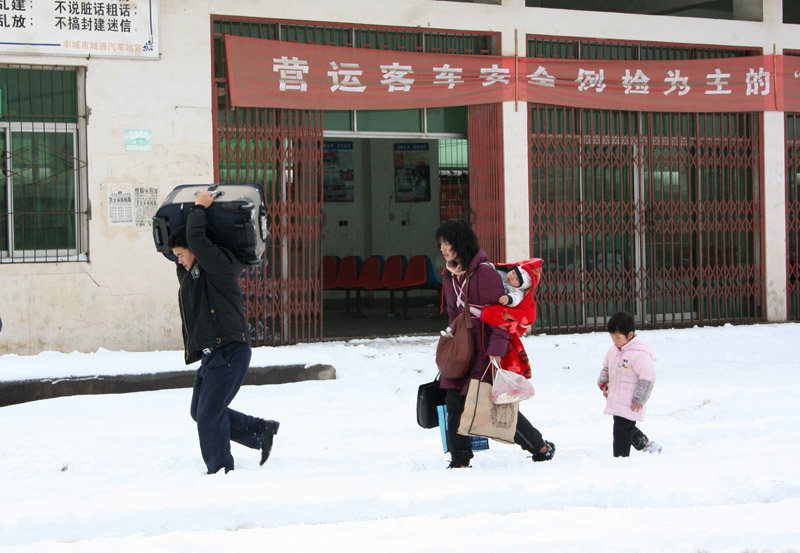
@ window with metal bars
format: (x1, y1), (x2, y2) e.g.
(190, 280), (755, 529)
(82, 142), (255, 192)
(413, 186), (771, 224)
(1, 65), (88, 263)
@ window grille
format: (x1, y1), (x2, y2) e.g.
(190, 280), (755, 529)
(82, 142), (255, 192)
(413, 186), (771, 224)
(0, 65), (88, 263)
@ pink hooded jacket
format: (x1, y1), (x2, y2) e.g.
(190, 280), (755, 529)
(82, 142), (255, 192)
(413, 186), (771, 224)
(598, 335), (657, 422)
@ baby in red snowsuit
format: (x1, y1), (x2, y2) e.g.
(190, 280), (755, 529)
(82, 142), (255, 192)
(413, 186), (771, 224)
(480, 259), (542, 378)
(498, 265), (533, 307)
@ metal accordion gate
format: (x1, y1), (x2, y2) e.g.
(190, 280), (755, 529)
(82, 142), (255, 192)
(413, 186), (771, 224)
(786, 51), (800, 320)
(213, 19), (323, 346)
(528, 39), (764, 333)
(787, 112), (800, 320)
(468, 103), (506, 263)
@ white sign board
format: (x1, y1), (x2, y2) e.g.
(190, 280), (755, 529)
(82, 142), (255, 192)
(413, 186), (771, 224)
(0, 0), (159, 59)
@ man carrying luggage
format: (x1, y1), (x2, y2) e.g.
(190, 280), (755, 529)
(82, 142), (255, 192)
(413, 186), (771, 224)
(167, 189), (279, 474)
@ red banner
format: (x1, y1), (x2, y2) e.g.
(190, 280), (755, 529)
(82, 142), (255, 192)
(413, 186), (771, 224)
(519, 56), (777, 112)
(225, 35), (515, 110)
(225, 35), (800, 113)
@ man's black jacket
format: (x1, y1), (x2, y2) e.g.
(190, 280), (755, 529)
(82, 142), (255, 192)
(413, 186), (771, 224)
(176, 205), (250, 364)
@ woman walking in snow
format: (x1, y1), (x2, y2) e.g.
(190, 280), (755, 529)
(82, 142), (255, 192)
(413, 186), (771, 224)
(436, 219), (555, 468)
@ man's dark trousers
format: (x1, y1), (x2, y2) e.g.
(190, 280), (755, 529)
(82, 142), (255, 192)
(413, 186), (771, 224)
(190, 341), (264, 473)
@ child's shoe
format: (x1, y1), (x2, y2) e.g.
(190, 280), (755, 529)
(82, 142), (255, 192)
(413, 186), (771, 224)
(643, 440), (662, 454)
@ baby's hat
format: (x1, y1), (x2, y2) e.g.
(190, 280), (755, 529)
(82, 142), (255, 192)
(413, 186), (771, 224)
(513, 266), (532, 290)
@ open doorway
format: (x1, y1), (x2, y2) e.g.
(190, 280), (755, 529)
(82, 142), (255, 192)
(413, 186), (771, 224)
(320, 136), (469, 340)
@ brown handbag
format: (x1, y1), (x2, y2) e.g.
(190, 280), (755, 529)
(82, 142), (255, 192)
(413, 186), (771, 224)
(435, 272), (474, 379)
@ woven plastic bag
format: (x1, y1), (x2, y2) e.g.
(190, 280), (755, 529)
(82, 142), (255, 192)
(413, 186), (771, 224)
(491, 361), (535, 404)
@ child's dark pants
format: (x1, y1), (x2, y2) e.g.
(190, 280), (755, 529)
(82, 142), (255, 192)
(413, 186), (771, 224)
(612, 415), (649, 457)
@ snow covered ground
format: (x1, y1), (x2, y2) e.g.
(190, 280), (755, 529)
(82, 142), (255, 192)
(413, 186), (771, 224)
(1, 323), (799, 553)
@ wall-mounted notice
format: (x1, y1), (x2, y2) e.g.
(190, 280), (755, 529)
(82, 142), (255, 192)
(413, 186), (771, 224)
(134, 186), (159, 227)
(394, 143), (430, 202)
(0, 0), (160, 59)
(323, 141), (355, 202)
(108, 183), (133, 225)
(125, 129), (152, 152)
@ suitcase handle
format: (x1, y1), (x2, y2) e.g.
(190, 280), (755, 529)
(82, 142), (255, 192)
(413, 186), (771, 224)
(219, 199), (254, 212)
(259, 211), (269, 242)
(152, 216), (170, 253)
(193, 190), (225, 198)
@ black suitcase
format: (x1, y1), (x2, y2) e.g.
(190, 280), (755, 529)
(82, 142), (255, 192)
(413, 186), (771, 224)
(152, 183), (269, 266)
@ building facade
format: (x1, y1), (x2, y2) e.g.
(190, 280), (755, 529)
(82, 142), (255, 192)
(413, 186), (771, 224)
(1, 0), (798, 354)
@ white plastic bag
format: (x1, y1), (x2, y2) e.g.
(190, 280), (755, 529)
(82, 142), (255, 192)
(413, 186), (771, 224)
(491, 361), (535, 404)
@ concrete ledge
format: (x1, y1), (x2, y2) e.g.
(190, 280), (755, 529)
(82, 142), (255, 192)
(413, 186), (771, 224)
(0, 364), (336, 407)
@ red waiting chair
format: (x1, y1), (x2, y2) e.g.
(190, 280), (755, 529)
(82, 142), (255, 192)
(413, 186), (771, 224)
(351, 255), (385, 315)
(327, 255), (363, 312)
(363, 254), (407, 314)
(353, 255), (385, 289)
(388, 254), (443, 316)
(322, 255), (341, 290)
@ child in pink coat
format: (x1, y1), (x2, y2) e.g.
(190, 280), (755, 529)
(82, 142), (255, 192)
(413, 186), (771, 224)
(597, 311), (662, 457)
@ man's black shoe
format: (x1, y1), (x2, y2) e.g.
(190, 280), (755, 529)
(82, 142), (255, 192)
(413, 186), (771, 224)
(259, 420), (280, 466)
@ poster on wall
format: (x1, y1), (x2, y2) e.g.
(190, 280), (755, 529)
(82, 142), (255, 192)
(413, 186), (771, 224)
(107, 183), (133, 225)
(394, 143), (430, 202)
(0, 0), (160, 59)
(134, 186), (160, 227)
(323, 141), (355, 202)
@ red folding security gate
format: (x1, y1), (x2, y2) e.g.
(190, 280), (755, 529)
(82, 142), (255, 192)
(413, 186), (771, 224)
(786, 51), (800, 320)
(468, 103), (505, 262)
(213, 20), (323, 346)
(216, 111), (324, 347)
(528, 39), (763, 333)
(787, 112), (800, 319)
